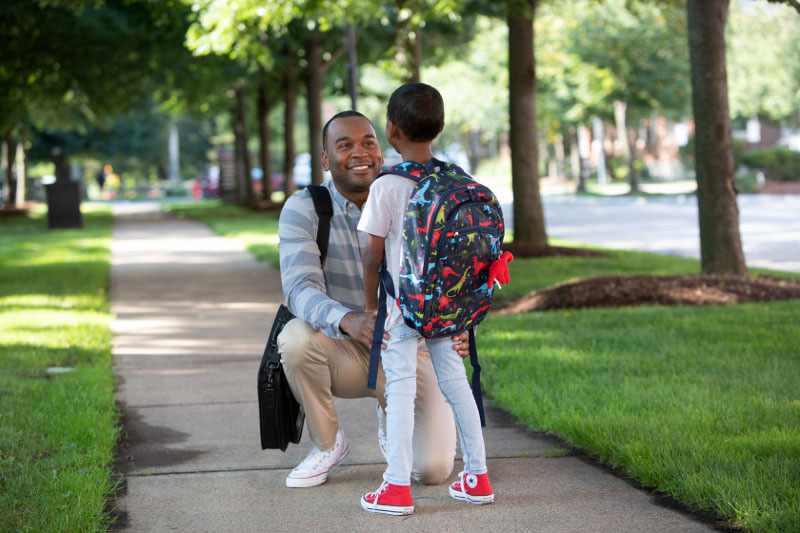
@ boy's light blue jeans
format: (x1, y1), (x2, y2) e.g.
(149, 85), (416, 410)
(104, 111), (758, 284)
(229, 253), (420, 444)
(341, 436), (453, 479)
(382, 322), (487, 486)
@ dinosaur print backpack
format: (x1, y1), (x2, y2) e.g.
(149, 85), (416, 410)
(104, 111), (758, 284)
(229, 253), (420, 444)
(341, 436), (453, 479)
(366, 157), (513, 425)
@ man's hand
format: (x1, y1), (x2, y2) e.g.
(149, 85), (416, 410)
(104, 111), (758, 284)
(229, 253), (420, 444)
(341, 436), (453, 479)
(341, 312), (468, 356)
(339, 311), (389, 350)
(451, 331), (470, 359)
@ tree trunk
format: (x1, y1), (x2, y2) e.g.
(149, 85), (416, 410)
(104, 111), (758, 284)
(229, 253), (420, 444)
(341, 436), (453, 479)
(14, 141), (26, 207)
(345, 25), (359, 110)
(409, 27), (422, 83)
(614, 100), (639, 193)
(258, 78), (272, 202)
(168, 122), (180, 183)
(687, 0), (747, 274)
(306, 31), (324, 186)
(234, 85), (254, 203)
(3, 137), (15, 204)
(284, 46), (296, 197)
(507, 0), (548, 253)
(627, 127), (641, 192)
(467, 127), (482, 173)
(395, 0), (422, 83)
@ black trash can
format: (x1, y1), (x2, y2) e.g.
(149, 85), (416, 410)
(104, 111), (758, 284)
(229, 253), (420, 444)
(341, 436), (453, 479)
(45, 181), (83, 229)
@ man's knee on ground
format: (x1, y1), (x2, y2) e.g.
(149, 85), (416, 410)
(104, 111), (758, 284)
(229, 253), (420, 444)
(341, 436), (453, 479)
(413, 455), (454, 485)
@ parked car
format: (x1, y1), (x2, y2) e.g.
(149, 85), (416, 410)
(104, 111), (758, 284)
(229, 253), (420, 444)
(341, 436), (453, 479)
(777, 133), (800, 152)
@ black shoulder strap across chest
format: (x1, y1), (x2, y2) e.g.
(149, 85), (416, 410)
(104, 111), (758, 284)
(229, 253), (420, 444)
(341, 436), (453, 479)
(307, 185), (333, 267)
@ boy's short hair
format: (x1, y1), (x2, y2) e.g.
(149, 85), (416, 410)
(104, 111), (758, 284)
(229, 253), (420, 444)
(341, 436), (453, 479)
(387, 83), (444, 143)
(322, 110), (371, 151)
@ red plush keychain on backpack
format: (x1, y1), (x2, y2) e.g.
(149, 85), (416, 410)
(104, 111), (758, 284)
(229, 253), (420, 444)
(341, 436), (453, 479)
(488, 251), (514, 289)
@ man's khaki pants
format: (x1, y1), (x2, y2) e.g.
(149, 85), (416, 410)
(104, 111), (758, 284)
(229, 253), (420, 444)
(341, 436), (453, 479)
(278, 318), (457, 484)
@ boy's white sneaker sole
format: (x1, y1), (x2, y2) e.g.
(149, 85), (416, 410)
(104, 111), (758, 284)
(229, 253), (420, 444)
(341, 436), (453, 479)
(448, 485), (495, 504)
(360, 497), (414, 515)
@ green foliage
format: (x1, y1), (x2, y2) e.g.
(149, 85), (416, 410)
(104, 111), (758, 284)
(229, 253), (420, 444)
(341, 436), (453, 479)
(537, 0), (690, 129)
(727, 0), (800, 122)
(425, 17), (509, 140)
(1, 0), (193, 135)
(742, 147), (800, 182)
(0, 205), (119, 531)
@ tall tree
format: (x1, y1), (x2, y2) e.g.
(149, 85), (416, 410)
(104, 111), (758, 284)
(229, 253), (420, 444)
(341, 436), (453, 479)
(507, 0), (548, 252)
(686, 0), (746, 274)
(257, 75), (273, 201)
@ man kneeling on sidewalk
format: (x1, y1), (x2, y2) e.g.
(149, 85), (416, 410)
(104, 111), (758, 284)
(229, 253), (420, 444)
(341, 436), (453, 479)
(277, 111), (468, 488)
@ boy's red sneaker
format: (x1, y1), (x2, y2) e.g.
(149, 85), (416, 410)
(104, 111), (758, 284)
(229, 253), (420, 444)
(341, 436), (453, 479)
(449, 472), (495, 504)
(361, 481), (414, 515)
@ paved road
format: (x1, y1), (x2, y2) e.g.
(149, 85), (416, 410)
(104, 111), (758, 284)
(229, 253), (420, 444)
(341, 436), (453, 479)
(502, 193), (800, 273)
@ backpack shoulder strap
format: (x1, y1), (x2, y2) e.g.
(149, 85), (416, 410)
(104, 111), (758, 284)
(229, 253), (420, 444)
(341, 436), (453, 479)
(376, 161), (428, 182)
(468, 328), (486, 427)
(424, 157), (470, 179)
(307, 185), (333, 267)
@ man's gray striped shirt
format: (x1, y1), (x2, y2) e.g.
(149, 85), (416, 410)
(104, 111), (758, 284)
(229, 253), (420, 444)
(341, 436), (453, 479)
(278, 180), (366, 338)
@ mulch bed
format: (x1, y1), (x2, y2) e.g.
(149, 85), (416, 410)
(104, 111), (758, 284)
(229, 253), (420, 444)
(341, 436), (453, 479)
(498, 274), (800, 314)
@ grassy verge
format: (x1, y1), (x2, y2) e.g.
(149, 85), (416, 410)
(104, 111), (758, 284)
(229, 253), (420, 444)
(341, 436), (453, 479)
(167, 200), (281, 268)
(0, 204), (119, 531)
(168, 200), (800, 532)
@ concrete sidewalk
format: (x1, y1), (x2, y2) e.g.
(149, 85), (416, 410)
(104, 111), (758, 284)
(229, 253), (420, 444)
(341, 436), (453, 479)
(110, 202), (716, 532)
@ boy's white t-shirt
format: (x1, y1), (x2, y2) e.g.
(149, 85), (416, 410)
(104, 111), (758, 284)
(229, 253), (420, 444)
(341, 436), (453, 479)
(357, 173), (416, 330)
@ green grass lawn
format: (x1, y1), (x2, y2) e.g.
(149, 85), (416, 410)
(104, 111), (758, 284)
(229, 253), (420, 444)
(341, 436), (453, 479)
(169, 199), (800, 532)
(0, 204), (119, 532)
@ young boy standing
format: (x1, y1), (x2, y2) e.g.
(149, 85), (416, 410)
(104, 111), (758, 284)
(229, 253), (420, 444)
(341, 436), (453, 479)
(357, 82), (494, 515)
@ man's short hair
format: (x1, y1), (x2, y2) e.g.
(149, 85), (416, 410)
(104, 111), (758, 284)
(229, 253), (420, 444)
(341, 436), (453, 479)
(322, 110), (371, 151)
(387, 83), (444, 143)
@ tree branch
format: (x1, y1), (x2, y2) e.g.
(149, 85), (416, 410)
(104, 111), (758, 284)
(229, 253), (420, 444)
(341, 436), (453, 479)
(768, 0), (800, 14)
(321, 43), (347, 74)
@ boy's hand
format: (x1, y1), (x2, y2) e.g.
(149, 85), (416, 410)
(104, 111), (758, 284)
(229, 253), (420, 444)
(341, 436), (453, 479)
(451, 331), (469, 359)
(339, 311), (389, 350)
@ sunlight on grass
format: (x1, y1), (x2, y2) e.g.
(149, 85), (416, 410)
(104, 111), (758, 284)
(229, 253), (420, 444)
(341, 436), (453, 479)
(480, 302), (800, 531)
(0, 206), (119, 531)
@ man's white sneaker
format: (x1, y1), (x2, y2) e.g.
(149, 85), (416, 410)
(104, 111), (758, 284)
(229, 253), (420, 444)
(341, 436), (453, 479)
(285, 428), (349, 488)
(376, 401), (388, 462)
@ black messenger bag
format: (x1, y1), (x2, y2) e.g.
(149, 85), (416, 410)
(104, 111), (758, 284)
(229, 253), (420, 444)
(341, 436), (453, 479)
(258, 185), (332, 450)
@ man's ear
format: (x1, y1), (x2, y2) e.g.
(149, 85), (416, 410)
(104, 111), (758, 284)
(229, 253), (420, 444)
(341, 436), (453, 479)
(321, 150), (330, 171)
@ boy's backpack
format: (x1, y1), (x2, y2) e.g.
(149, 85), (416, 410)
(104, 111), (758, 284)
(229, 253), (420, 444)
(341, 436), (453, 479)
(367, 158), (513, 426)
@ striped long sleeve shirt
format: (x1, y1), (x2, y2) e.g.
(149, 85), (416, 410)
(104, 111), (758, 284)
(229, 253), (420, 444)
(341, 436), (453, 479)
(277, 180), (366, 338)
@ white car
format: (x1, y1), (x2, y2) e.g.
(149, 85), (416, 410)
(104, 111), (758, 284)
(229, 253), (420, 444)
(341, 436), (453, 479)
(777, 133), (800, 151)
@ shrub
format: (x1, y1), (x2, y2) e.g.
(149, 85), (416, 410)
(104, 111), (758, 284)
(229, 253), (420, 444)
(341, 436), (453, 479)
(742, 147), (800, 181)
